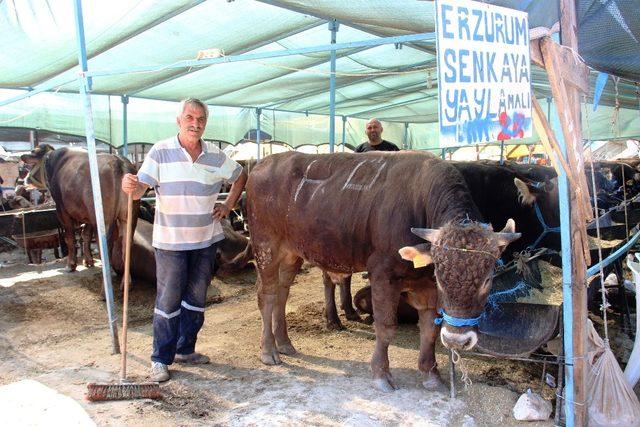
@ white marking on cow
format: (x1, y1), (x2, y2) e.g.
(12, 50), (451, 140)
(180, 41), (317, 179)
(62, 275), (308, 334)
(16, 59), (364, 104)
(440, 326), (478, 351)
(254, 244), (273, 269)
(294, 160), (326, 202)
(342, 158), (387, 191)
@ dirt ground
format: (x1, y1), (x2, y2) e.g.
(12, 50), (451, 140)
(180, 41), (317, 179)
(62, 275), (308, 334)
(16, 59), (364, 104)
(0, 244), (636, 426)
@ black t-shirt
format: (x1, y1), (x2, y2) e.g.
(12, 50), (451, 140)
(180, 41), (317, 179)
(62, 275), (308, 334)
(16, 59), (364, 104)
(354, 140), (400, 153)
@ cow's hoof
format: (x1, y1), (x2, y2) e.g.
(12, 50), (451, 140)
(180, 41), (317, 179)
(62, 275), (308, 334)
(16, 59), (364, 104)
(362, 315), (374, 325)
(65, 265), (77, 273)
(260, 350), (282, 365)
(373, 375), (398, 393)
(276, 342), (297, 355)
(325, 320), (344, 331)
(345, 311), (361, 321)
(84, 261), (94, 268)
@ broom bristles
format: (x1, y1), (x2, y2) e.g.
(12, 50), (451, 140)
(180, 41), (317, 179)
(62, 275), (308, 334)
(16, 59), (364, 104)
(86, 382), (162, 401)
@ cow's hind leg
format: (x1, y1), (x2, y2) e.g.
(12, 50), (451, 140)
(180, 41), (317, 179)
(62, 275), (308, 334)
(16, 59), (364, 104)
(81, 225), (94, 267)
(322, 270), (343, 330)
(58, 213), (77, 272)
(339, 275), (361, 321)
(369, 272), (401, 392)
(274, 254), (302, 355)
(257, 252), (282, 365)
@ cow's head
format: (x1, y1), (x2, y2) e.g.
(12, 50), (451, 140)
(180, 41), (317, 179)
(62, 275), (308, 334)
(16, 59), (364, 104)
(20, 144), (55, 190)
(399, 219), (520, 350)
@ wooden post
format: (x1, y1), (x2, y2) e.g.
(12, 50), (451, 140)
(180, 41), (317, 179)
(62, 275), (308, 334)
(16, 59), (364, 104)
(539, 1), (590, 424)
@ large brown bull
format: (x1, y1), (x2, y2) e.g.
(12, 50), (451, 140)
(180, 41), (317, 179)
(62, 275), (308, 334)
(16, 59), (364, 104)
(247, 151), (519, 392)
(21, 144), (138, 273)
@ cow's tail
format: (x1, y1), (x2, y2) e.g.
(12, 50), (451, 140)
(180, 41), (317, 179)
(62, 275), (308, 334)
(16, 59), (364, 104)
(216, 240), (254, 277)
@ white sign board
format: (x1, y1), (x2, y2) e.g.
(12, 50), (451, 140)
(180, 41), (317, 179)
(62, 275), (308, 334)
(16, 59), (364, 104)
(435, 0), (532, 146)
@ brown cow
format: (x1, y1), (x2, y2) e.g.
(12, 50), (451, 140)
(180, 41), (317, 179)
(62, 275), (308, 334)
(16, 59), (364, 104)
(246, 151), (519, 392)
(21, 144), (138, 273)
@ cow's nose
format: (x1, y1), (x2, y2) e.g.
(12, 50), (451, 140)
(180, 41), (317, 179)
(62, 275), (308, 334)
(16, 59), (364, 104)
(440, 327), (478, 350)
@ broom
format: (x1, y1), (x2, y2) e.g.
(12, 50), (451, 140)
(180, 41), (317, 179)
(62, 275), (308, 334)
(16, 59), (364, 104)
(86, 193), (162, 401)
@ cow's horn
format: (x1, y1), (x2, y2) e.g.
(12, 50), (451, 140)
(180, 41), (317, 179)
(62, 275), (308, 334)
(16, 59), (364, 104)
(494, 218), (521, 246)
(411, 227), (440, 243)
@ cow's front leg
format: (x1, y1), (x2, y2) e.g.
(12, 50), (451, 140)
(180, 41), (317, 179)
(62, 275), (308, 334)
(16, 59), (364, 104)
(417, 308), (445, 391)
(407, 286), (446, 391)
(370, 272), (401, 392)
(322, 270), (343, 330)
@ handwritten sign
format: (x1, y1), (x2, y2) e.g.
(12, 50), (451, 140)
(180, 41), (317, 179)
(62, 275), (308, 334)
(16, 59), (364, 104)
(436, 0), (532, 146)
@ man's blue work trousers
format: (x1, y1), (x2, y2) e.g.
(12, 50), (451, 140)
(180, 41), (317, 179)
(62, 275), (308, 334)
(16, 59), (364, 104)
(151, 244), (216, 365)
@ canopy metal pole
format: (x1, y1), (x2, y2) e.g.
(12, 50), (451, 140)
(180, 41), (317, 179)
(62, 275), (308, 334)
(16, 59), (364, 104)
(256, 108), (262, 160)
(328, 20), (339, 153)
(85, 32), (435, 79)
(499, 140), (505, 165)
(549, 99), (574, 427)
(73, 0), (120, 355)
(121, 95), (129, 158)
(403, 123), (409, 149)
(341, 115), (347, 152)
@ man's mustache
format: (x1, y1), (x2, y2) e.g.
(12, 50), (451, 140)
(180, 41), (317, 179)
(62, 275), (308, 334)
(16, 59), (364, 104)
(188, 126), (202, 132)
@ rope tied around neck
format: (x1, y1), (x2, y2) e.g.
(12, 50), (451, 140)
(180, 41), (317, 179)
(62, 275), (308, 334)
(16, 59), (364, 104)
(434, 308), (483, 327)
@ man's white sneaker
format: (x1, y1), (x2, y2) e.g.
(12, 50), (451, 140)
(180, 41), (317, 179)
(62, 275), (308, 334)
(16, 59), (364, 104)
(151, 361), (170, 382)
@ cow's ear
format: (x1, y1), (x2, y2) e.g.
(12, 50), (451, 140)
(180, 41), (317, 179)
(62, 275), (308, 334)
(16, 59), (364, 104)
(411, 227), (440, 243)
(514, 178), (537, 206)
(494, 218), (521, 250)
(398, 243), (433, 268)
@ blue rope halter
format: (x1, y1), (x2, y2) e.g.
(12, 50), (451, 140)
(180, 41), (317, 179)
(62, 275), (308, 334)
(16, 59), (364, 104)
(434, 308), (482, 327)
(530, 202), (561, 249)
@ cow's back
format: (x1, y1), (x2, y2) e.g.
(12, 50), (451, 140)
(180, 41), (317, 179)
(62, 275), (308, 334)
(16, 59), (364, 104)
(247, 151), (478, 273)
(45, 148), (135, 225)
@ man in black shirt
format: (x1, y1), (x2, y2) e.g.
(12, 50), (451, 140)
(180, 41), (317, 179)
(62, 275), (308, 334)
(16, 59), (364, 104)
(354, 118), (400, 152)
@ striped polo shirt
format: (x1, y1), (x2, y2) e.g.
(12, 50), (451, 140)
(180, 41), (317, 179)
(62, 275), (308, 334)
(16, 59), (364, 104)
(137, 136), (242, 251)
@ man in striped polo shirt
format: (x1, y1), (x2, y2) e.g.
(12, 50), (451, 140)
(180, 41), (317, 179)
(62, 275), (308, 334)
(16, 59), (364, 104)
(122, 98), (246, 382)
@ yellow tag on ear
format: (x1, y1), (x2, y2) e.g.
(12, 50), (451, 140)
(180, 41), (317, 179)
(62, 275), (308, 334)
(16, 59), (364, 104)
(412, 253), (429, 268)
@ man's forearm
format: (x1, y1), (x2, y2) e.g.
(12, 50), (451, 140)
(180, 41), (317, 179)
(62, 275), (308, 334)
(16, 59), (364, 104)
(132, 182), (149, 200)
(224, 171), (248, 209)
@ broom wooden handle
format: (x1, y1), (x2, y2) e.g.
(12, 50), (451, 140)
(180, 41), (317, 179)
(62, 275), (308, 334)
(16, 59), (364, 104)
(120, 193), (134, 381)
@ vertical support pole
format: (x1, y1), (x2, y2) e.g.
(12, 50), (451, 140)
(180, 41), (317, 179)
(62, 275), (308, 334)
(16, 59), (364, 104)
(256, 108), (262, 160)
(341, 115), (347, 152)
(402, 123), (409, 150)
(441, 148), (446, 159)
(328, 19), (339, 153)
(499, 140), (505, 165)
(550, 96), (575, 427)
(29, 130), (38, 149)
(73, 0), (120, 354)
(548, 104), (574, 427)
(121, 95), (129, 158)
